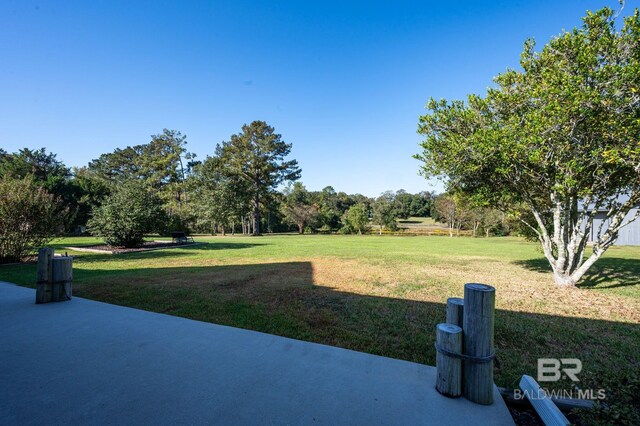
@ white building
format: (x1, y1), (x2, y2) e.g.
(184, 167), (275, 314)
(583, 200), (640, 246)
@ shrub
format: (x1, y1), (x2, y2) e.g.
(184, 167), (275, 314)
(0, 176), (67, 263)
(87, 181), (165, 247)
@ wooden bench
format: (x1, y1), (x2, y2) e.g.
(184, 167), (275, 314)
(171, 231), (194, 244)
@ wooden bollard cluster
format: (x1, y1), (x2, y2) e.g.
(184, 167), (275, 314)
(435, 283), (495, 405)
(35, 248), (73, 304)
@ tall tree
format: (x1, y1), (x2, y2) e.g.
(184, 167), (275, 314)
(409, 191), (433, 217)
(282, 182), (318, 234)
(342, 203), (369, 235)
(372, 192), (398, 235)
(393, 190), (413, 219)
(0, 148), (69, 186)
(314, 186), (342, 231)
(217, 121), (301, 235)
(88, 129), (194, 230)
(480, 209), (504, 238)
(433, 194), (458, 237)
(417, 6), (640, 286)
(190, 156), (251, 235)
(69, 167), (111, 228)
(0, 148), (83, 229)
(88, 129), (192, 204)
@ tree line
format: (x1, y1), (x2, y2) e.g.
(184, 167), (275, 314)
(1, 121), (458, 261)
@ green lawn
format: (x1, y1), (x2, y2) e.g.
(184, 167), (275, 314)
(1, 234), (639, 418)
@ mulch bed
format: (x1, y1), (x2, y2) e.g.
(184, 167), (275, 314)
(66, 241), (200, 254)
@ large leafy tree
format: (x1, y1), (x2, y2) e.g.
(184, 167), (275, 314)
(282, 182), (318, 234)
(432, 194), (458, 238)
(190, 156), (251, 235)
(0, 148), (69, 186)
(342, 203), (370, 235)
(69, 167), (111, 228)
(372, 192), (398, 235)
(409, 191), (434, 217)
(88, 129), (193, 207)
(417, 6), (640, 286)
(217, 121), (301, 235)
(0, 148), (71, 199)
(313, 186), (342, 231)
(0, 148), (93, 229)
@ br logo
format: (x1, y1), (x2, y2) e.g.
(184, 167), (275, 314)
(537, 358), (582, 382)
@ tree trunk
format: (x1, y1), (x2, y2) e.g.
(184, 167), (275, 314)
(552, 272), (577, 287)
(524, 192), (640, 287)
(485, 228), (490, 238)
(379, 225), (382, 236)
(253, 197), (260, 235)
(252, 177), (261, 235)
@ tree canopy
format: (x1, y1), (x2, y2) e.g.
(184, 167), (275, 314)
(282, 183), (318, 234)
(216, 121), (301, 235)
(416, 6), (640, 286)
(372, 192), (398, 235)
(342, 203), (370, 235)
(89, 129), (192, 205)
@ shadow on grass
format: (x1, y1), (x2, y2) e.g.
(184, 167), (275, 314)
(177, 242), (270, 251)
(0, 242), (268, 285)
(65, 261), (639, 402)
(515, 257), (640, 289)
(56, 242), (268, 262)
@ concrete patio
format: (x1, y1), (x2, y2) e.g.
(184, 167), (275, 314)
(0, 281), (513, 425)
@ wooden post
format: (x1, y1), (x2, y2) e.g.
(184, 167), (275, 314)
(35, 248), (54, 304)
(463, 283), (495, 405)
(435, 323), (463, 397)
(446, 297), (464, 327)
(51, 257), (73, 302)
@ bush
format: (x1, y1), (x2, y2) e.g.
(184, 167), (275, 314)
(87, 181), (165, 247)
(0, 176), (67, 263)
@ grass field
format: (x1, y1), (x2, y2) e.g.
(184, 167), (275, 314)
(1, 235), (639, 412)
(396, 216), (465, 235)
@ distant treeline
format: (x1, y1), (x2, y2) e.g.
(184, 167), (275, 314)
(0, 122), (434, 239)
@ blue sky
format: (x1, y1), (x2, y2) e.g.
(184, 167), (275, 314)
(0, 0), (620, 196)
